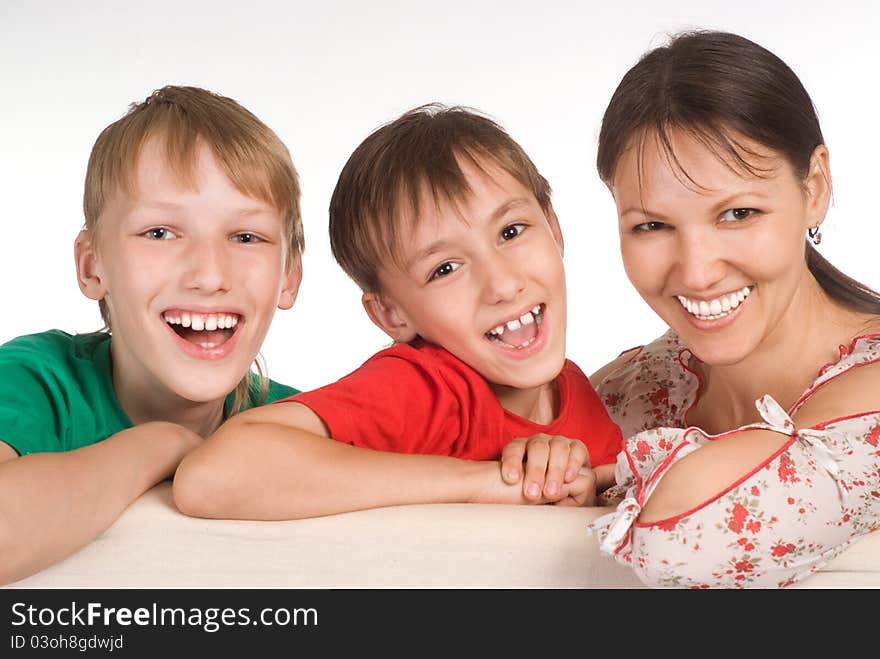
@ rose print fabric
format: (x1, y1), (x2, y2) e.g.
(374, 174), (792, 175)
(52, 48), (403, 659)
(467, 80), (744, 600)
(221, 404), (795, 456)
(589, 331), (880, 588)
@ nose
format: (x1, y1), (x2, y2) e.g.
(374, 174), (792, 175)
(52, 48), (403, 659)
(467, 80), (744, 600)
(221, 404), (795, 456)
(480, 250), (526, 305)
(676, 227), (727, 292)
(182, 238), (231, 294)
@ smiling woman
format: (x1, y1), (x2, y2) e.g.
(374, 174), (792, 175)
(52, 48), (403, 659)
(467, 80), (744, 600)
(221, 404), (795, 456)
(587, 30), (880, 589)
(0, 86), (304, 585)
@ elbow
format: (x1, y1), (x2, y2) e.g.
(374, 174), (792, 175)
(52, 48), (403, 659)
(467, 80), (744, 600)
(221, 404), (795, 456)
(172, 444), (241, 520)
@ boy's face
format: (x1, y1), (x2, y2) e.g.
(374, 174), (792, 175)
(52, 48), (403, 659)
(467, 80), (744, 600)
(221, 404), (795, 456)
(77, 138), (300, 408)
(370, 157), (566, 394)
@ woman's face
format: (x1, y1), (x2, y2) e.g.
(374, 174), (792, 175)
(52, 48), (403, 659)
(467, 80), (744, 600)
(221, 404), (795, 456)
(610, 128), (829, 366)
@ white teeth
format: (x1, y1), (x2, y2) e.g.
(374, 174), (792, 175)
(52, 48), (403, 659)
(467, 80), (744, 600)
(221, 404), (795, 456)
(486, 305), (544, 345)
(163, 312), (241, 331)
(676, 287), (752, 321)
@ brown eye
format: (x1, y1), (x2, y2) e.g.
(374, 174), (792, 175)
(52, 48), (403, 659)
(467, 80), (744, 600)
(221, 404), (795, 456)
(430, 262), (459, 280)
(633, 221), (667, 233)
(721, 208), (756, 222)
(501, 224), (525, 241)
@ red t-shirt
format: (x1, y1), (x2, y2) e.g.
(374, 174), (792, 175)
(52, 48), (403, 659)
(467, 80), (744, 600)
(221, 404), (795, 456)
(282, 342), (623, 466)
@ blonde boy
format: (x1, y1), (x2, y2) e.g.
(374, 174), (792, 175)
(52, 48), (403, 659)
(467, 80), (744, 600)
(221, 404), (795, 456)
(175, 104), (621, 520)
(0, 86), (303, 584)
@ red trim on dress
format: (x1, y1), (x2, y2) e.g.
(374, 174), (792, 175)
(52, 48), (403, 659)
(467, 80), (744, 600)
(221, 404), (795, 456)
(633, 429), (796, 529)
(677, 347), (704, 428)
(790, 334), (880, 415)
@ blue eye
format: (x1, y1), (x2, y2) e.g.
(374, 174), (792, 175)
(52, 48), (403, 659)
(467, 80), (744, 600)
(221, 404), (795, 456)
(632, 221), (667, 233)
(143, 227), (176, 240)
(720, 208), (756, 222)
(430, 261), (460, 280)
(232, 233), (261, 244)
(501, 223), (526, 241)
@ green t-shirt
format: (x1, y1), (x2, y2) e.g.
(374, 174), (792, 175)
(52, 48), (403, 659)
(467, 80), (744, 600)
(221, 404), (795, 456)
(0, 330), (299, 456)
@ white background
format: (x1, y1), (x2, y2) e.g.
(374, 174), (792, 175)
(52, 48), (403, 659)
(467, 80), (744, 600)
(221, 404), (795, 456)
(2, 0), (878, 391)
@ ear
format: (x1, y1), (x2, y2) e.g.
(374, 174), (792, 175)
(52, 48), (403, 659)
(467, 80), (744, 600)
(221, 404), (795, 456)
(74, 230), (107, 301)
(277, 256), (303, 311)
(804, 144), (832, 231)
(545, 203), (564, 256)
(362, 291), (418, 343)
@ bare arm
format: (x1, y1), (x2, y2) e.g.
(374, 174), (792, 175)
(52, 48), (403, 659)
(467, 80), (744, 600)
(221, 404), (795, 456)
(0, 422), (200, 585)
(173, 402), (584, 520)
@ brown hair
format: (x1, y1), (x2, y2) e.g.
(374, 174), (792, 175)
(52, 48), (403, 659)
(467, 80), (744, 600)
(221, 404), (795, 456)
(328, 103), (551, 292)
(597, 30), (880, 314)
(83, 85), (305, 413)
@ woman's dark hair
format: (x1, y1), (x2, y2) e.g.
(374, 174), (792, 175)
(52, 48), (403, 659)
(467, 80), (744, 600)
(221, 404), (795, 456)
(597, 30), (880, 314)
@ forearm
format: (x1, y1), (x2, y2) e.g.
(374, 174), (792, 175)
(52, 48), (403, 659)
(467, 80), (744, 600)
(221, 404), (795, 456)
(595, 463), (615, 493)
(0, 422), (196, 585)
(174, 420), (504, 520)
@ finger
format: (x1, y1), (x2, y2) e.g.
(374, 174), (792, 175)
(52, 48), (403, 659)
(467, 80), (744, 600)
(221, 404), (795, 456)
(522, 436), (551, 501)
(542, 436), (572, 500)
(564, 440), (590, 483)
(500, 440), (526, 483)
(559, 470), (597, 507)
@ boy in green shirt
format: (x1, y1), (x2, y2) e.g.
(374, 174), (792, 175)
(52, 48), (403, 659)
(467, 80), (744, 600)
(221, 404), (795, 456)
(0, 85), (303, 584)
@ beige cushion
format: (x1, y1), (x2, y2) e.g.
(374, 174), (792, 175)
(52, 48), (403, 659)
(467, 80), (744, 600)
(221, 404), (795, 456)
(5, 483), (878, 588)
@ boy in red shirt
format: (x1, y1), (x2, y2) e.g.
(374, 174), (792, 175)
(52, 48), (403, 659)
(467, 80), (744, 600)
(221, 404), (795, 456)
(174, 104), (623, 520)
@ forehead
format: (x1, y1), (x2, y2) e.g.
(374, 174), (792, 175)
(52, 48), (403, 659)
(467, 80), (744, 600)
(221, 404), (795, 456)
(398, 158), (538, 237)
(612, 128), (788, 200)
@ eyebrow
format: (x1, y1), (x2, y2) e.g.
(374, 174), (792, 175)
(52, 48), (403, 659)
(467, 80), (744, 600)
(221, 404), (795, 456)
(405, 197), (533, 270)
(131, 201), (275, 216)
(618, 189), (771, 220)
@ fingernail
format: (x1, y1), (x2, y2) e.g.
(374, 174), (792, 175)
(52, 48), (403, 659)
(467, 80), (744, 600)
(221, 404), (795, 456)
(546, 481), (558, 496)
(527, 483), (540, 497)
(565, 468), (575, 481)
(507, 469), (519, 482)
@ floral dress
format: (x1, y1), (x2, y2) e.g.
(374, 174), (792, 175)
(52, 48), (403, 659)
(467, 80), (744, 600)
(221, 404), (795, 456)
(588, 330), (880, 588)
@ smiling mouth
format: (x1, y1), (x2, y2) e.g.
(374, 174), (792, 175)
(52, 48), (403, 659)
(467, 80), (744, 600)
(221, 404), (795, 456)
(163, 311), (241, 349)
(485, 305), (544, 348)
(677, 287), (752, 321)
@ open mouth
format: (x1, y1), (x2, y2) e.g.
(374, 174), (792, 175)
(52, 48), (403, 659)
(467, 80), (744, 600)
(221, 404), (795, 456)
(485, 304), (544, 349)
(162, 311), (241, 349)
(677, 286), (752, 321)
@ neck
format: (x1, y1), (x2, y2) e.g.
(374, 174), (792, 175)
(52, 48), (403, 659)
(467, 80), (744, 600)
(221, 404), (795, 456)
(692, 276), (873, 432)
(491, 380), (559, 424)
(109, 355), (226, 439)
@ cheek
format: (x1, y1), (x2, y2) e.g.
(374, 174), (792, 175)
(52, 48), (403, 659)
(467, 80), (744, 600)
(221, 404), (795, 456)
(620, 239), (667, 296)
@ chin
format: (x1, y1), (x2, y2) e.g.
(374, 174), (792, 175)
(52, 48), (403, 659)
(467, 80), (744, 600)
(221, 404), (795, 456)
(682, 337), (753, 368)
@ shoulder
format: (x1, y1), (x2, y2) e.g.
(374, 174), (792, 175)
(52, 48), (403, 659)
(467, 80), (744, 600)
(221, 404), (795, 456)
(0, 329), (108, 379)
(0, 330), (114, 454)
(793, 333), (880, 428)
(591, 329), (689, 393)
(590, 330), (698, 437)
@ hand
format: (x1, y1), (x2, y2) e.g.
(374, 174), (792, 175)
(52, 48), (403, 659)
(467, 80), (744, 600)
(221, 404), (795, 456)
(552, 468), (597, 507)
(500, 434), (590, 502)
(471, 462), (597, 507)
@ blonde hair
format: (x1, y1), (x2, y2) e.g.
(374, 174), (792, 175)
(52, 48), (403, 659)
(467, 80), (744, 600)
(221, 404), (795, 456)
(83, 85), (304, 414)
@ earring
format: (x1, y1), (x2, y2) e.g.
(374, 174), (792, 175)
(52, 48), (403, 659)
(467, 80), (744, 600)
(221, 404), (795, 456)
(807, 225), (822, 245)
